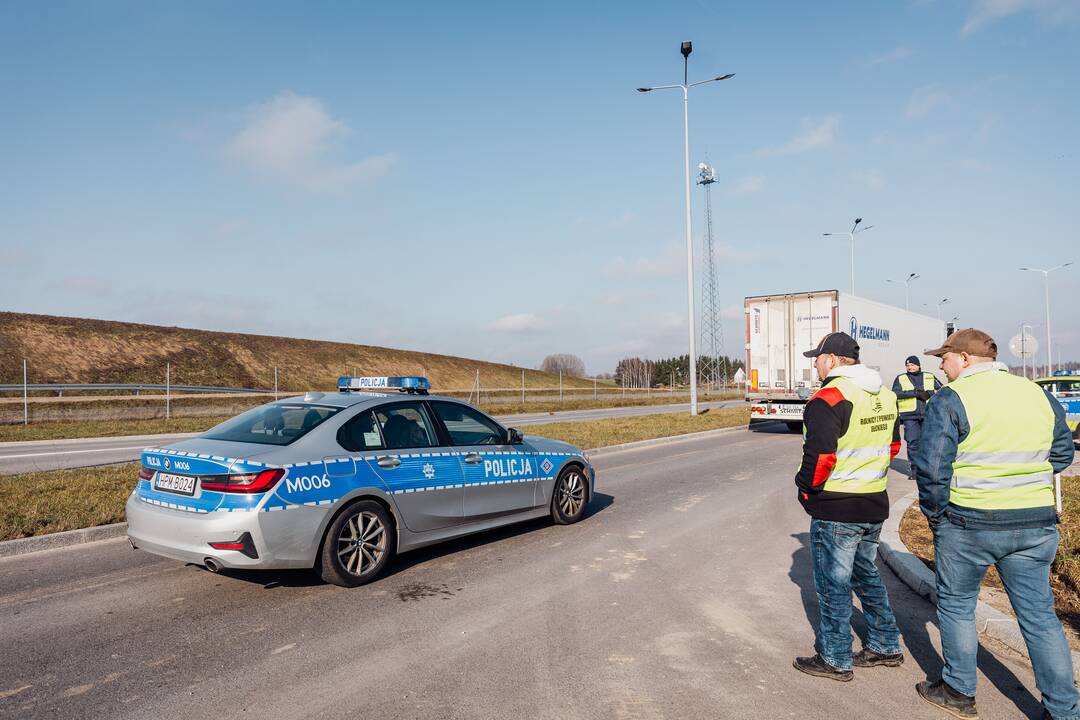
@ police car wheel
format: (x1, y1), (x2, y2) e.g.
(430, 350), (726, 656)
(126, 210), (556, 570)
(320, 500), (394, 587)
(551, 467), (587, 525)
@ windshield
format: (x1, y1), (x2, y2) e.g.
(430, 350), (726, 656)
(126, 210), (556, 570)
(203, 403), (341, 446)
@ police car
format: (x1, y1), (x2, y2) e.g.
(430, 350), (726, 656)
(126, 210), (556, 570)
(126, 376), (595, 587)
(1035, 370), (1080, 448)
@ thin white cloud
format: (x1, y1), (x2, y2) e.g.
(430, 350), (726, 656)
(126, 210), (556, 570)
(486, 313), (550, 333)
(906, 85), (951, 119)
(731, 176), (767, 196)
(711, 243), (754, 264)
(865, 46), (914, 66)
(852, 168), (888, 191)
(600, 289), (656, 306)
(605, 243), (683, 279)
(760, 116), (840, 157)
(962, 0), (1078, 35)
(59, 276), (114, 299)
(226, 92), (396, 193)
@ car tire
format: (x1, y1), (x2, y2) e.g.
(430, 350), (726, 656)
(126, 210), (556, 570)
(319, 500), (395, 587)
(551, 466), (588, 525)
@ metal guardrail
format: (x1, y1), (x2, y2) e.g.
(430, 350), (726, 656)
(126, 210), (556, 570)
(0, 383), (272, 395)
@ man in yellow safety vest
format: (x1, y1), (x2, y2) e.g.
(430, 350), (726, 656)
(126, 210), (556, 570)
(792, 332), (904, 681)
(892, 355), (942, 480)
(914, 328), (1077, 719)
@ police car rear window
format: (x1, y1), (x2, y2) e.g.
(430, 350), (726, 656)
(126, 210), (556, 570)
(203, 404), (341, 446)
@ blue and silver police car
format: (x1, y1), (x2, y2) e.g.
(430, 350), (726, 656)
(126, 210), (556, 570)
(126, 377), (595, 587)
(1036, 370), (1080, 447)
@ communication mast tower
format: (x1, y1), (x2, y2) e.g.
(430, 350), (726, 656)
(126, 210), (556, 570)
(697, 160), (726, 388)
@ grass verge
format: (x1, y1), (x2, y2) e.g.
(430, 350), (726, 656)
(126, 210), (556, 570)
(0, 394), (741, 443)
(900, 473), (1080, 636)
(0, 407), (750, 542)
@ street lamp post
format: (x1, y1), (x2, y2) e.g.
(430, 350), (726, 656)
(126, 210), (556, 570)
(638, 41), (734, 416)
(824, 218), (874, 296)
(923, 298), (950, 320)
(886, 272), (921, 311)
(1020, 262), (1073, 377)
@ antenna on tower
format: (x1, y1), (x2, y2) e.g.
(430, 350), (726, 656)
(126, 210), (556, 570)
(697, 159), (726, 390)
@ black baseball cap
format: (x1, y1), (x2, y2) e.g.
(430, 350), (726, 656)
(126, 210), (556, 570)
(803, 332), (860, 360)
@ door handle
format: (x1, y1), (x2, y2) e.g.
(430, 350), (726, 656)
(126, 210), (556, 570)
(463, 453), (483, 465)
(377, 456), (401, 469)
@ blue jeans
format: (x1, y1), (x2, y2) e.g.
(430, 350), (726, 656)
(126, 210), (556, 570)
(935, 519), (1080, 719)
(810, 518), (902, 670)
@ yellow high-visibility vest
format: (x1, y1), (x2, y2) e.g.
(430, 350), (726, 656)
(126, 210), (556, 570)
(947, 369), (1054, 510)
(897, 372), (937, 413)
(806, 377), (897, 494)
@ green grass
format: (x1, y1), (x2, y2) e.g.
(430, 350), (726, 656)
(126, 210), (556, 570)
(0, 407), (750, 541)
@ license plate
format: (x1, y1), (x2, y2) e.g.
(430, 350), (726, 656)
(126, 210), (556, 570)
(153, 472), (197, 496)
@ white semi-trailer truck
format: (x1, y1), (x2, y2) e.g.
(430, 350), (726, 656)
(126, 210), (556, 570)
(745, 290), (947, 431)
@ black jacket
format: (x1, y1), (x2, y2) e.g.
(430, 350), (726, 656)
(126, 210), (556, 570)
(795, 376), (902, 523)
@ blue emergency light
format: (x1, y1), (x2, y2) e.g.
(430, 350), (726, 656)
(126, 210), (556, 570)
(1053, 370), (1074, 377)
(337, 376), (431, 394)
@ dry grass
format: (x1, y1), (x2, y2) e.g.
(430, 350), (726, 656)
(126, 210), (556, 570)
(522, 406), (749, 450)
(0, 416), (234, 442)
(0, 394), (744, 442)
(0, 407), (750, 541)
(0, 311), (603, 390)
(0, 463), (135, 541)
(900, 473), (1080, 635)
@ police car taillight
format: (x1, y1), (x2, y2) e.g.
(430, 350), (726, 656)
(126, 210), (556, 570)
(200, 468), (285, 494)
(138, 466), (155, 481)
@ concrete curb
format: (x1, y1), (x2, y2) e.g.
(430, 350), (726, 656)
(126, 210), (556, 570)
(0, 522), (128, 559)
(879, 491), (1080, 682)
(0, 424), (754, 559)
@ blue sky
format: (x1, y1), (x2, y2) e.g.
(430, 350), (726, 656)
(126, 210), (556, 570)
(1, 1), (1078, 376)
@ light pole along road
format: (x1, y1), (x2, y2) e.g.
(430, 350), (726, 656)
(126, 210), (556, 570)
(1020, 262), (1072, 376)
(637, 41), (733, 416)
(886, 272), (920, 311)
(824, 217), (873, 296)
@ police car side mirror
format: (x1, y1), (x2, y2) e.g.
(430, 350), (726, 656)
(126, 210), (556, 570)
(505, 427), (524, 444)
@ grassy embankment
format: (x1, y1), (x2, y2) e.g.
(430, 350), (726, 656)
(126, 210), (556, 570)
(0, 406), (749, 541)
(901, 471), (1080, 634)
(0, 391), (741, 442)
(0, 310), (606, 391)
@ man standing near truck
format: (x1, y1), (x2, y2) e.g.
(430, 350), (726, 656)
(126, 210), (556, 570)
(792, 332), (904, 681)
(892, 355), (942, 479)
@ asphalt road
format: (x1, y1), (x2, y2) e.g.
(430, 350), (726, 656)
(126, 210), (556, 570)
(0, 400), (741, 475)
(0, 428), (1052, 719)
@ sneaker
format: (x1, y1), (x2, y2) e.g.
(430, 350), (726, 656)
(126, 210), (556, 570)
(853, 647), (905, 667)
(792, 654), (853, 682)
(916, 679), (978, 719)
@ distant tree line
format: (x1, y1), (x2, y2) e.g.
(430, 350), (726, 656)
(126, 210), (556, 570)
(614, 354), (745, 388)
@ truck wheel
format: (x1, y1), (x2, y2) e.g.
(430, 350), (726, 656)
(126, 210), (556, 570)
(319, 500), (394, 587)
(785, 421), (803, 433)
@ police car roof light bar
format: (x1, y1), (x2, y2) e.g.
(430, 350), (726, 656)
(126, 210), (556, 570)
(337, 376), (431, 395)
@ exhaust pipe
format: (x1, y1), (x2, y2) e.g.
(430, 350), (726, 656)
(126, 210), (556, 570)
(203, 557), (222, 573)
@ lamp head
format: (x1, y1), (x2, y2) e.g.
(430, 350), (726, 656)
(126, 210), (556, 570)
(681, 41), (692, 58)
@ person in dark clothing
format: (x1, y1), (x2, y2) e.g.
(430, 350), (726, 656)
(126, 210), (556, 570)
(891, 355), (943, 479)
(792, 332), (905, 682)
